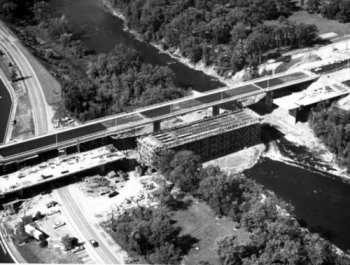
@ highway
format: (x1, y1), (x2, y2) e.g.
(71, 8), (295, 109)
(0, 27), (50, 136)
(0, 69), (317, 164)
(58, 187), (122, 264)
(310, 59), (350, 75)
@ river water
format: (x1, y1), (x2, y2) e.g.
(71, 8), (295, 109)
(49, 0), (350, 252)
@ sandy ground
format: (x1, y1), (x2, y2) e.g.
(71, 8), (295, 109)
(204, 143), (266, 174)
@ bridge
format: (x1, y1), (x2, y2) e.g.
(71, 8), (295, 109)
(0, 69), (317, 167)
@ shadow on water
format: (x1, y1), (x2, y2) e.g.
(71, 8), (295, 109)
(244, 155), (350, 251)
(260, 123), (285, 144)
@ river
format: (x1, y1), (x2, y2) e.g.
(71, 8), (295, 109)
(0, 78), (11, 144)
(48, 0), (350, 252)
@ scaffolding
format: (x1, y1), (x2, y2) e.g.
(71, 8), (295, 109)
(137, 109), (261, 168)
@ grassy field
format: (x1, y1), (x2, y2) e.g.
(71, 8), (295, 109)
(171, 198), (250, 265)
(289, 11), (350, 36)
(17, 240), (82, 264)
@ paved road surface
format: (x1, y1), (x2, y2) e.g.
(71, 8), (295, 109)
(0, 28), (49, 136)
(58, 187), (122, 264)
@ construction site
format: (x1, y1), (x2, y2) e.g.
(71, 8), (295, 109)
(137, 109), (261, 168)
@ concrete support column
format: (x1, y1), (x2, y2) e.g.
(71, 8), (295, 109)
(212, 105), (219, 116)
(265, 91), (274, 107)
(288, 108), (298, 124)
(77, 139), (80, 153)
(99, 164), (106, 173)
(153, 120), (161, 132)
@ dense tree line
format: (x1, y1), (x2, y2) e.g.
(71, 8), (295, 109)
(107, 207), (183, 264)
(63, 44), (185, 121)
(0, 0), (186, 121)
(309, 103), (350, 170)
(306, 0), (350, 23)
(106, 0), (319, 78)
(159, 150), (350, 264)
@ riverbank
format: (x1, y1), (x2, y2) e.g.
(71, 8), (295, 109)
(102, 0), (246, 88)
(262, 106), (350, 182)
(103, 0), (350, 184)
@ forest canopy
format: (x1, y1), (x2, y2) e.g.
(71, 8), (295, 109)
(106, 0), (319, 78)
(306, 0), (350, 23)
(63, 44), (186, 121)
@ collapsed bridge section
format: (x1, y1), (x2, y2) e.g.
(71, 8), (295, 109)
(137, 109), (261, 168)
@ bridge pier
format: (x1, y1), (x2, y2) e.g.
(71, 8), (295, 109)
(212, 106), (219, 116)
(265, 91), (274, 108)
(77, 139), (80, 153)
(153, 121), (161, 132)
(288, 108), (298, 124)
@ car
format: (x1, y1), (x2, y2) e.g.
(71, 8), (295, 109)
(46, 201), (58, 208)
(53, 221), (65, 229)
(48, 209), (60, 216)
(89, 239), (98, 247)
(108, 191), (119, 198)
(124, 257), (139, 264)
(99, 190), (111, 196)
(71, 245), (85, 253)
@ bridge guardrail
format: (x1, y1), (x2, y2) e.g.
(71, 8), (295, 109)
(0, 71), (318, 162)
(81, 69), (314, 127)
(1, 89), (266, 163)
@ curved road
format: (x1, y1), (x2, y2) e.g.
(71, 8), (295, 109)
(58, 187), (122, 264)
(0, 28), (49, 136)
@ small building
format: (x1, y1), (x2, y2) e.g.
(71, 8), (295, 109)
(24, 224), (45, 241)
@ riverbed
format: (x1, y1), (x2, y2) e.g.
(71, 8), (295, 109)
(43, 0), (350, 252)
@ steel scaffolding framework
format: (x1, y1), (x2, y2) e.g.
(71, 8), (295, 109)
(137, 109), (261, 168)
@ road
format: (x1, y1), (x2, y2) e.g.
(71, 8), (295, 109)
(275, 57), (303, 73)
(57, 187), (122, 264)
(0, 27), (50, 136)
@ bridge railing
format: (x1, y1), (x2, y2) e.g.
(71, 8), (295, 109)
(80, 69), (316, 127)
(264, 75), (319, 92)
(1, 89), (266, 163)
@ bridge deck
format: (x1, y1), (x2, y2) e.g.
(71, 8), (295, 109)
(0, 70), (317, 164)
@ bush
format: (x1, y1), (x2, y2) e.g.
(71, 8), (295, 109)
(39, 239), (47, 248)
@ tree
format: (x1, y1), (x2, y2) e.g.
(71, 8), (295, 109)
(34, 211), (42, 220)
(166, 150), (202, 193)
(306, 0), (321, 13)
(10, 68), (17, 81)
(198, 168), (243, 220)
(14, 222), (29, 244)
(215, 236), (252, 265)
(61, 234), (76, 250)
(39, 239), (48, 248)
(148, 243), (181, 265)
